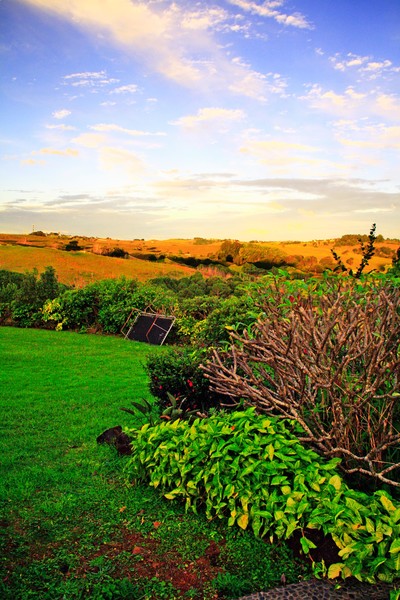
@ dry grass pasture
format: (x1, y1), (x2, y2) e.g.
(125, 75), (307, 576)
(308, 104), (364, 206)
(0, 232), (398, 285)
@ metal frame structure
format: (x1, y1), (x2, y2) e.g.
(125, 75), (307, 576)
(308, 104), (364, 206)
(121, 309), (175, 345)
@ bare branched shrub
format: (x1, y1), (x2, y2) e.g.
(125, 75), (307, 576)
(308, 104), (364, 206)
(202, 280), (400, 487)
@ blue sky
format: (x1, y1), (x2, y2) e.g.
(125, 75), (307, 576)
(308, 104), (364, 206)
(1, 0), (399, 241)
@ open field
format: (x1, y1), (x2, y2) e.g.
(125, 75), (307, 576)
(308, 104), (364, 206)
(0, 328), (307, 600)
(0, 232), (398, 285)
(0, 244), (196, 286)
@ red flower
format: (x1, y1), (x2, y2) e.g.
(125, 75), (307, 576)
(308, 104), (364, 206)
(187, 379), (193, 388)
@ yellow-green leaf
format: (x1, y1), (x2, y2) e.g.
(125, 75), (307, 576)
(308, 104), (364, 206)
(328, 563), (344, 579)
(329, 474), (342, 491)
(381, 494), (396, 513)
(237, 513), (249, 530)
(267, 444), (274, 461)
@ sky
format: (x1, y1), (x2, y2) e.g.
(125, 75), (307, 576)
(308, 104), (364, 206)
(1, 0), (399, 241)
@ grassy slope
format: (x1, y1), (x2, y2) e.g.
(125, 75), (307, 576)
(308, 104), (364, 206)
(1, 233), (398, 285)
(0, 328), (307, 600)
(0, 244), (195, 286)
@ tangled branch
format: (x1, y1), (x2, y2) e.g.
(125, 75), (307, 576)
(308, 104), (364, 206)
(202, 280), (400, 487)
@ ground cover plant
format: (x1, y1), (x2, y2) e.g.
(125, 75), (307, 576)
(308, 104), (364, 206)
(124, 408), (400, 583)
(0, 327), (308, 600)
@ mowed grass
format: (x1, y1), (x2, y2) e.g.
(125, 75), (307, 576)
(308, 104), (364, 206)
(0, 328), (307, 600)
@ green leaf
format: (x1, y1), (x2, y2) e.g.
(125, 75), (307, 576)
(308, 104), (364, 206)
(300, 536), (317, 554)
(389, 539), (400, 554)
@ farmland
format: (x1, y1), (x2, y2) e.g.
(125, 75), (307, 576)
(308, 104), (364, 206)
(0, 231), (398, 285)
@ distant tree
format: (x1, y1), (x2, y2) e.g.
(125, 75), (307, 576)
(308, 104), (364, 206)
(64, 240), (82, 252)
(218, 240), (243, 263)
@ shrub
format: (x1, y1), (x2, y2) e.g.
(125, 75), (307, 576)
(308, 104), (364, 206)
(145, 346), (223, 413)
(124, 407), (400, 583)
(202, 278), (400, 488)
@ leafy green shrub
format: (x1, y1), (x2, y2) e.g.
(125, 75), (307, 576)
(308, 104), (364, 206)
(1, 266), (66, 328)
(124, 408), (400, 583)
(42, 278), (176, 333)
(145, 347), (224, 413)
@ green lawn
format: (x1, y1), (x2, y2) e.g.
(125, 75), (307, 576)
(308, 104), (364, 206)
(0, 327), (307, 600)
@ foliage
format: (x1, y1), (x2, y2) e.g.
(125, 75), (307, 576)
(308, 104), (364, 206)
(203, 277), (400, 487)
(145, 346), (223, 413)
(64, 239), (82, 251)
(2, 266), (66, 327)
(218, 239), (243, 263)
(120, 392), (199, 425)
(331, 223), (377, 278)
(124, 407), (400, 583)
(389, 247), (400, 277)
(101, 247), (129, 258)
(212, 530), (308, 598)
(42, 277), (176, 333)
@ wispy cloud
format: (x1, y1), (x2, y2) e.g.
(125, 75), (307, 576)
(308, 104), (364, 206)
(329, 52), (400, 79)
(63, 71), (119, 88)
(20, 0), (275, 99)
(301, 85), (400, 121)
(52, 109), (71, 119)
(99, 147), (146, 174)
(46, 123), (76, 131)
(111, 84), (138, 94)
(35, 147), (79, 156)
(171, 107), (246, 130)
(90, 123), (166, 137)
(227, 0), (312, 29)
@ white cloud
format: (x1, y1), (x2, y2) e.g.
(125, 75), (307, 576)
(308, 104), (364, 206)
(100, 146), (145, 173)
(63, 70), (119, 88)
(111, 84), (138, 94)
(90, 123), (166, 136)
(35, 147), (79, 156)
(227, 0), (312, 29)
(301, 85), (400, 121)
(46, 124), (76, 131)
(52, 109), (71, 119)
(20, 0), (272, 99)
(329, 52), (399, 80)
(171, 107), (246, 130)
(334, 122), (400, 150)
(72, 132), (106, 148)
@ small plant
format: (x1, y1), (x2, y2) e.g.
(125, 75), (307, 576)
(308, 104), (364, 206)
(331, 223), (377, 278)
(120, 393), (200, 426)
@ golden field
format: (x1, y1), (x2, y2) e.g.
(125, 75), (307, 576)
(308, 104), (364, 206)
(0, 232), (398, 285)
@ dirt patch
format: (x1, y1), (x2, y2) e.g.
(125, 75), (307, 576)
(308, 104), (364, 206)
(71, 529), (224, 598)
